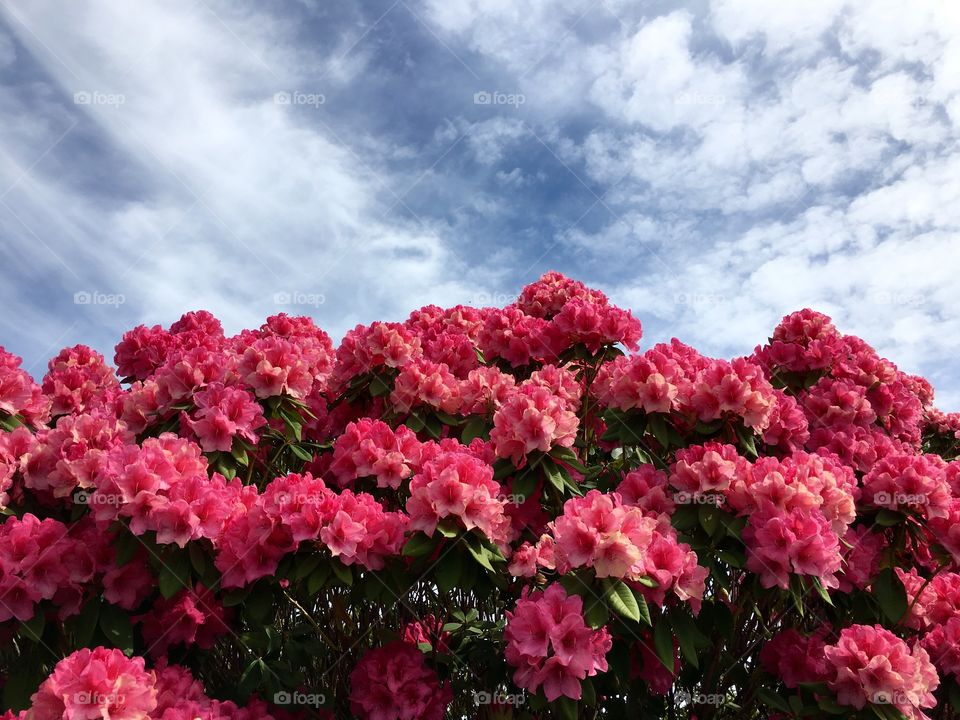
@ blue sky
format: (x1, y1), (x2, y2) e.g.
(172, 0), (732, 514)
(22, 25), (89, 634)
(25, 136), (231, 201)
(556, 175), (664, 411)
(1, 0), (958, 409)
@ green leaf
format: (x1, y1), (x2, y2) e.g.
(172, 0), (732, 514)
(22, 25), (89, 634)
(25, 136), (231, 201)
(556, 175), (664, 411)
(188, 542), (207, 576)
(435, 555), (461, 593)
(736, 424), (759, 458)
(368, 375), (391, 397)
(331, 561), (353, 586)
(402, 532), (436, 558)
(465, 536), (497, 573)
(669, 607), (704, 669)
(510, 468), (538, 503)
(461, 416), (489, 444)
(405, 414), (426, 432)
(876, 509), (904, 527)
(114, 530), (139, 567)
(873, 567), (908, 623)
(555, 697), (578, 720)
(290, 444), (313, 462)
(158, 565), (188, 599)
(757, 687), (791, 713)
(19, 611), (45, 642)
(584, 599), (610, 629)
(550, 446), (588, 473)
(99, 603), (134, 655)
(647, 414), (669, 447)
(70, 598), (101, 647)
(602, 578), (641, 623)
(812, 577), (834, 606)
(2, 665), (42, 712)
(698, 504), (721, 537)
(653, 618), (674, 671)
(307, 564), (331, 596)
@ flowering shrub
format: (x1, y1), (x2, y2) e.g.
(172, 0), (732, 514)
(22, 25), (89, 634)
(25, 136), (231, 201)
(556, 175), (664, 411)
(1, 273), (960, 719)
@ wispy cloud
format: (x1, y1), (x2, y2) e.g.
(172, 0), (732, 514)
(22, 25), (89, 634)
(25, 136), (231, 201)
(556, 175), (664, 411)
(1, 0), (958, 408)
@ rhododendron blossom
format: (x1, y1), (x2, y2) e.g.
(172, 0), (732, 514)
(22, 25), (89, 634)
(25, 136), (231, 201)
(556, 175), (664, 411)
(2, 272), (960, 719)
(504, 584), (611, 701)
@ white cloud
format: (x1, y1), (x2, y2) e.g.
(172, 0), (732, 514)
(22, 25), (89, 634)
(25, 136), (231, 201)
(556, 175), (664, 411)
(0, 0), (495, 358)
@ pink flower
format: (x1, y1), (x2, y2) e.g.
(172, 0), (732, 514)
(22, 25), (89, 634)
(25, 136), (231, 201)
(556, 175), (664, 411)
(180, 382), (265, 453)
(863, 453), (951, 520)
(760, 629), (829, 688)
(406, 448), (510, 544)
(504, 584), (611, 701)
(490, 386), (579, 464)
(389, 358), (462, 415)
(743, 506), (841, 590)
(329, 418), (422, 489)
(349, 642), (452, 720)
(137, 585), (230, 657)
(30, 647), (158, 720)
(823, 624), (938, 720)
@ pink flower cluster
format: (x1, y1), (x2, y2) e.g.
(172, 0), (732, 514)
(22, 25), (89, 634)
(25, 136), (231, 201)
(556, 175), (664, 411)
(504, 584), (611, 701)
(667, 445), (857, 590)
(180, 382), (265, 453)
(348, 641), (452, 720)
(862, 453), (950, 519)
(490, 385), (579, 464)
(0, 346), (49, 426)
(823, 624), (938, 720)
(594, 345), (779, 434)
(329, 418), (423, 489)
(216, 472), (407, 587)
(0, 514), (95, 622)
(521, 490), (707, 611)
(137, 584), (230, 657)
(89, 434), (249, 547)
(406, 448), (511, 544)
(27, 647), (281, 720)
